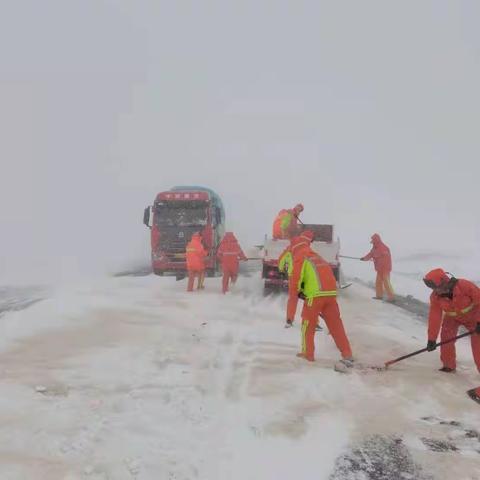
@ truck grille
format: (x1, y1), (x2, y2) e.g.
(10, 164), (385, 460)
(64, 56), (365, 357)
(159, 239), (187, 254)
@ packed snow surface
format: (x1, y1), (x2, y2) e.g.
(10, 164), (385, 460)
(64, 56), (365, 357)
(0, 274), (479, 480)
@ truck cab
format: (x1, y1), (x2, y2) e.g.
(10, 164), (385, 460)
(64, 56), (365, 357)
(143, 186), (225, 277)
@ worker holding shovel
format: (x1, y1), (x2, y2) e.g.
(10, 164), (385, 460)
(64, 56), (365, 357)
(272, 203), (304, 239)
(280, 231), (315, 327)
(289, 238), (353, 366)
(361, 233), (395, 303)
(423, 269), (480, 371)
(334, 267), (480, 404)
(423, 268), (480, 402)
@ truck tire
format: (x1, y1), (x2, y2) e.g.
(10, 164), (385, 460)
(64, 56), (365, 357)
(263, 282), (276, 296)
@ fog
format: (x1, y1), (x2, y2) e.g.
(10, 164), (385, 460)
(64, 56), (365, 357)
(1, 1), (479, 285)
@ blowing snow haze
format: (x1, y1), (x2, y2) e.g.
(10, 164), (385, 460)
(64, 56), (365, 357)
(1, 1), (479, 285)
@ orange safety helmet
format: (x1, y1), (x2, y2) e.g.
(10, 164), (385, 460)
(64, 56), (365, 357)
(370, 233), (381, 244)
(423, 268), (449, 289)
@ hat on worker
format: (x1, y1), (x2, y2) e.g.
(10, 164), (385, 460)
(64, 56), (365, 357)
(423, 268), (449, 289)
(294, 203), (304, 213)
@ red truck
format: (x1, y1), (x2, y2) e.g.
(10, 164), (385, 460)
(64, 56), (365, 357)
(143, 186), (225, 278)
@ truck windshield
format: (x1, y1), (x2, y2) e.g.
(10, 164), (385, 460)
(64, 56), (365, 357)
(154, 201), (208, 227)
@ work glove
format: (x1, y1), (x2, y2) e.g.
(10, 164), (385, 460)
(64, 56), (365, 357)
(475, 323), (480, 334)
(360, 257), (366, 261)
(298, 292), (306, 300)
(426, 340), (437, 352)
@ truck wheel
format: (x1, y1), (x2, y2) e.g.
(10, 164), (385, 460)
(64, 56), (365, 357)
(263, 283), (274, 297)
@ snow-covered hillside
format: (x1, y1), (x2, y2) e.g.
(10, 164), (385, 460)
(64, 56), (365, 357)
(0, 275), (479, 480)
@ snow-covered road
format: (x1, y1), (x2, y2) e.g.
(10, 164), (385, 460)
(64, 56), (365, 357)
(0, 275), (479, 480)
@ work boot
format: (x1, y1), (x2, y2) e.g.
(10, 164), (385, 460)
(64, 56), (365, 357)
(285, 319), (293, 328)
(339, 357), (355, 368)
(438, 366), (456, 373)
(334, 357), (354, 373)
(372, 296), (383, 300)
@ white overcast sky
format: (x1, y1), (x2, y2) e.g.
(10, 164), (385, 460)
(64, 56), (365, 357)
(1, 1), (479, 283)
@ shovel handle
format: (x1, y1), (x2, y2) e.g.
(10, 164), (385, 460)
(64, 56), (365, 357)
(384, 330), (473, 368)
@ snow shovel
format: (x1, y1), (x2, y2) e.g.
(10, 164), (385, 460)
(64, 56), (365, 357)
(339, 255), (363, 260)
(384, 330), (474, 369)
(344, 331), (474, 374)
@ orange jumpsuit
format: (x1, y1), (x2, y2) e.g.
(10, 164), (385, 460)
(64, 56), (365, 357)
(290, 245), (352, 361)
(272, 204), (304, 239)
(362, 233), (394, 300)
(216, 232), (247, 293)
(185, 233), (207, 291)
(427, 278), (480, 372)
(284, 233), (314, 322)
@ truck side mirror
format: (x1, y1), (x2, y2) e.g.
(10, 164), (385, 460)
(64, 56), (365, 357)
(143, 206), (152, 228)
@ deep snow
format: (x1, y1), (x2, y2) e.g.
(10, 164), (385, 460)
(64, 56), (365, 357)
(0, 274), (479, 480)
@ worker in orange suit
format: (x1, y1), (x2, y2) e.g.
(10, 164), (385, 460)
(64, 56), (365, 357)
(361, 233), (395, 302)
(289, 239), (353, 366)
(423, 268), (480, 404)
(280, 231), (314, 328)
(423, 268), (480, 367)
(272, 204), (304, 239)
(185, 232), (207, 291)
(216, 232), (247, 293)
